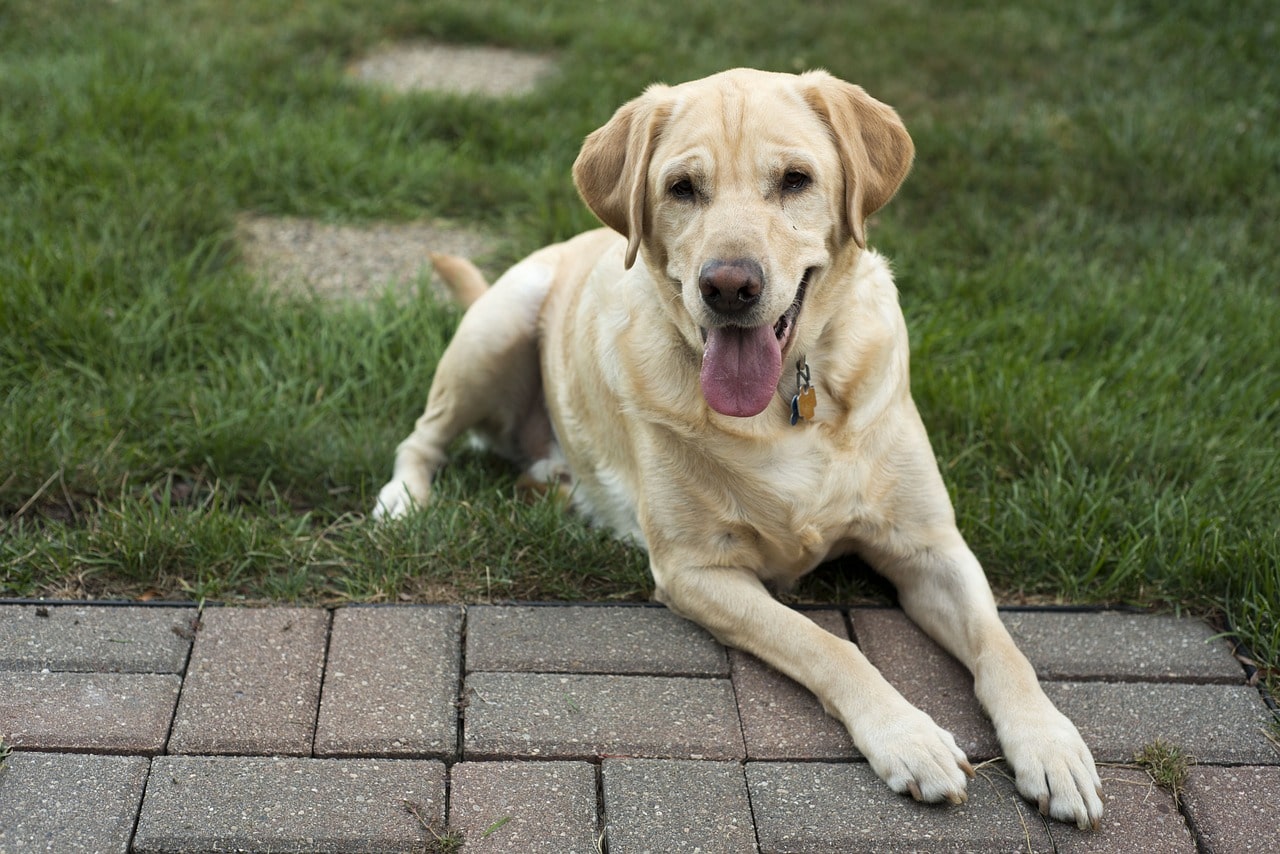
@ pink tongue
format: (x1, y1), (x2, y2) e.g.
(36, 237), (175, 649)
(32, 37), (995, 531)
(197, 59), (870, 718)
(699, 325), (782, 417)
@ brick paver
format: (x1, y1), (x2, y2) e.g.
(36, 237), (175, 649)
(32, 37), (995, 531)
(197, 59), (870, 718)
(466, 604), (728, 675)
(168, 607), (329, 755)
(463, 671), (745, 760)
(0, 671), (180, 754)
(0, 602), (1272, 853)
(603, 759), (757, 853)
(449, 761), (598, 853)
(732, 609), (858, 760)
(1053, 766), (1196, 853)
(852, 608), (1001, 760)
(315, 605), (462, 758)
(0, 751), (150, 854)
(133, 756), (445, 854)
(1043, 680), (1277, 763)
(748, 760), (1050, 853)
(0, 604), (194, 673)
(1181, 764), (1280, 852)
(1001, 610), (1242, 682)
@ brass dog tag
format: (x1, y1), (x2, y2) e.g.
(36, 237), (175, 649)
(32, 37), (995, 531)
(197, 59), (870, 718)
(791, 358), (817, 425)
(796, 386), (817, 420)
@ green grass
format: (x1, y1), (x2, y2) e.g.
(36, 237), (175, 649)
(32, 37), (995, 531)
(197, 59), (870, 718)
(1133, 738), (1193, 805)
(1, 1), (1277, 686)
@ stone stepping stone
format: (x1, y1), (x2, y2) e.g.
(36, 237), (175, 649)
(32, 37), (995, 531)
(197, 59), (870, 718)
(347, 42), (555, 97)
(237, 214), (495, 300)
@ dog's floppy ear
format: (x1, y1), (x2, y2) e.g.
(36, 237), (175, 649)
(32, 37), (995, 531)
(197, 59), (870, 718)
(802, 72), (914, 248)
(573, 85), (671, 269)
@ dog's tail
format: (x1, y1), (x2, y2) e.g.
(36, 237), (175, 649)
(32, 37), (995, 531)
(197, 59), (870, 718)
(428, 252), (489, 309)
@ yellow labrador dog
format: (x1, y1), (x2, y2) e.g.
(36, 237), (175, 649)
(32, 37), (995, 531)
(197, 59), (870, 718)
(375, 68), (1102, 829)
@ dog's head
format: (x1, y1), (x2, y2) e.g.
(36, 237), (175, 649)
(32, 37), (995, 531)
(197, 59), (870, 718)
(573, 68), (913, 418)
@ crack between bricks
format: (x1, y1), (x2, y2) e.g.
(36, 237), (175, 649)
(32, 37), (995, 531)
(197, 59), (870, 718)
(725, 646), (764, 852)
(131, 602), (202, 853)
(159, 603), (203, 754)
(594, 761), (609, 854)
(307, 607), (336, 757)
(447, 604), (469, 830)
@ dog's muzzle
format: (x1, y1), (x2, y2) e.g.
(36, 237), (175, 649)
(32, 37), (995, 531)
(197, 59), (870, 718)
(698, 267), (814, 418)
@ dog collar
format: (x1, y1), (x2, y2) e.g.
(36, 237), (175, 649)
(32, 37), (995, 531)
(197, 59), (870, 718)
(790, 357), (817, 425)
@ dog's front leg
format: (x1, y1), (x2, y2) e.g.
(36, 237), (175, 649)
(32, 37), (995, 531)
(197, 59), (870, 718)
(654, 563), (974, 804)
(869, 533), (1104, 829)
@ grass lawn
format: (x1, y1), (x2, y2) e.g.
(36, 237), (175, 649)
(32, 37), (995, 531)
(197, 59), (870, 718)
(1, 1), (1277, 682)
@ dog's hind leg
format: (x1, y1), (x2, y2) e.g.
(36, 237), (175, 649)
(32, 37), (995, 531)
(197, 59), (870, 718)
(373, 254), (556, 520)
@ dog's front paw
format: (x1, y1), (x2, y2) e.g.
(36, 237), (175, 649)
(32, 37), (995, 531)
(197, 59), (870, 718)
(858, 706), (975, 805)
(1001, 709), (1103, 829)
(371, 478), (427, 521)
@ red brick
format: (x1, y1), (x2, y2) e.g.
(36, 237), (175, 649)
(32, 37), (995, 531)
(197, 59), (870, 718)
(463, 672), (744, 761)
(731, 609), (857, 760)
(1179, 765), (1280, 853)
(449, 761), (598, 853)
(315, 606), (461, 758)
(466, 604), (727, 675)
(0, 671), (179, 755)
(168, 607), (328, 756)
(603, 759), (756, 853)
(851, 608), (999, 760)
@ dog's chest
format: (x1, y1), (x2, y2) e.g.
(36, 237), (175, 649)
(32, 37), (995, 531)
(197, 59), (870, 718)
(740, 430), (869, 571)
(641, 424), (875, 579)
(564, 418), (870, 573)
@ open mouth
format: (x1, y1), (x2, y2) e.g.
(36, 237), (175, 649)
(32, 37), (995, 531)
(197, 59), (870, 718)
(772, 266), (814, 353)
(698, 267), (816, 418)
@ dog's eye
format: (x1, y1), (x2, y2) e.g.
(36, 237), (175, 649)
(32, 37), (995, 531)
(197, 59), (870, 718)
(669, 178), (696, 199)
(782, 171), (811, 192)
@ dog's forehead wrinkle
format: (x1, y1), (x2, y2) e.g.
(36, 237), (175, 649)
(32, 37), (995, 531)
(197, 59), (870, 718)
(774, 149), (824, 175)
(665, 79), (822, 158)
(658, 151), (711, 187)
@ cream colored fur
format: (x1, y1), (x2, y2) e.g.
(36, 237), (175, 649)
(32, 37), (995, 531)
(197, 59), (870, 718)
(375, 68), (1103, 828)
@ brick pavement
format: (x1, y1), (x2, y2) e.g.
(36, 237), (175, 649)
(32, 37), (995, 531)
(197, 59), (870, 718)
(0, 602), (1276, 853)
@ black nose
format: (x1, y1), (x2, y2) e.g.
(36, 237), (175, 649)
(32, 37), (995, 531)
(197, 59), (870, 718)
(699, 259), (763, 315)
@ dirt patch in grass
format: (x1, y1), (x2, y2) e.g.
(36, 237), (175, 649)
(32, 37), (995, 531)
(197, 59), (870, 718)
(347, 42), (556, 97)
(236, 214), (497, 301)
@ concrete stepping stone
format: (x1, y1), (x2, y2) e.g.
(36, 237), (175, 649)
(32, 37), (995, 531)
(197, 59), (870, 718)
(237, 214), (496, 301)
(347, 43), (555, 97)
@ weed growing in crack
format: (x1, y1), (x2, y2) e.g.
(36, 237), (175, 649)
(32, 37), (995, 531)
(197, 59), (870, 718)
(1133, 738), (1193, 804)
(402, 799), (463, 853)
